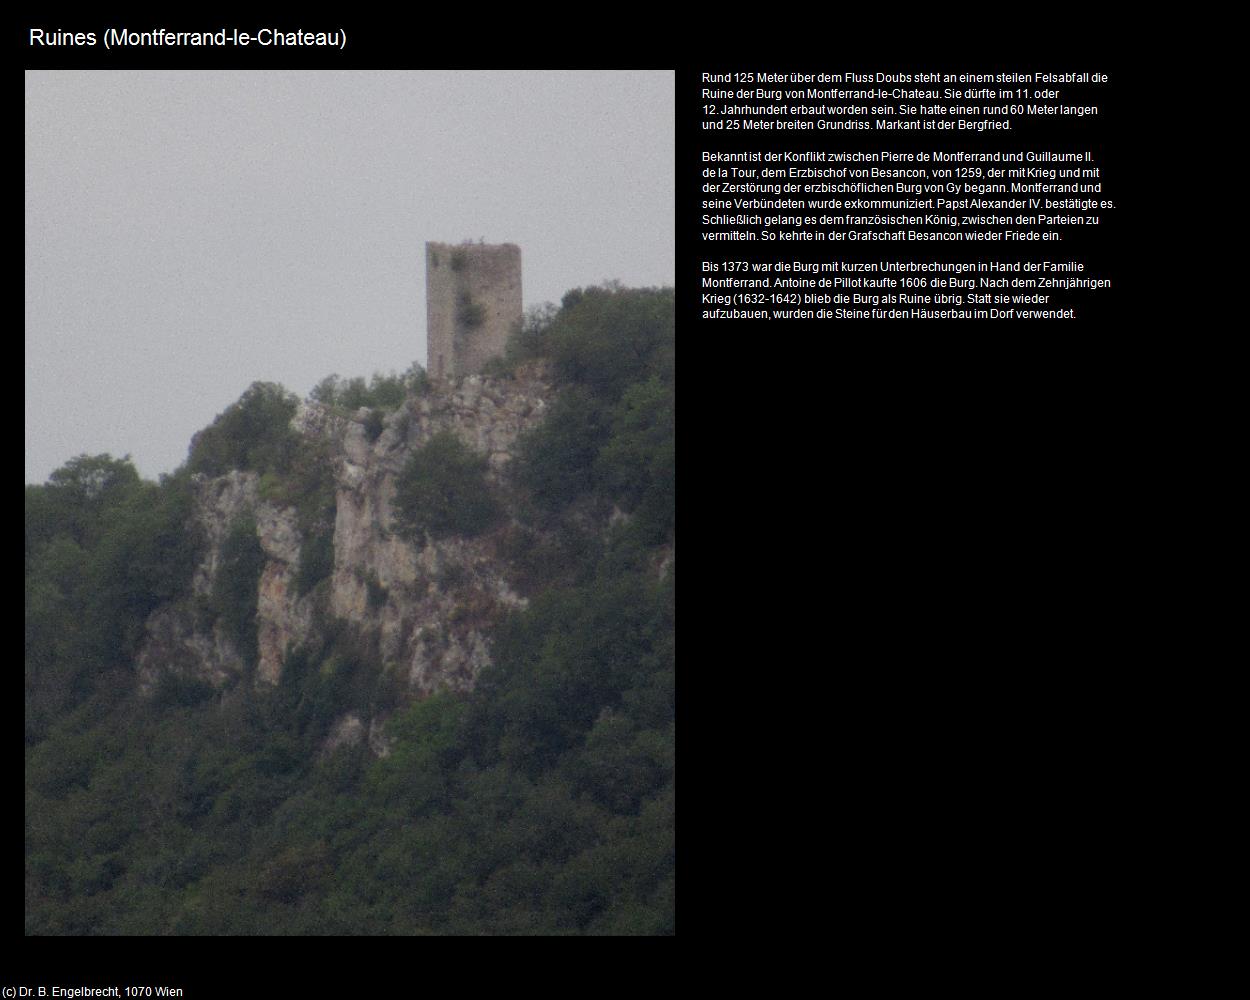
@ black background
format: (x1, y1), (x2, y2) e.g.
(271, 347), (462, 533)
(23, 12), (1137, 976)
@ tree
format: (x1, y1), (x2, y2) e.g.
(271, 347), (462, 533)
(513, 387), (610, 512)
(545, 286), (674, 402)
(595, 377), (675, 544)
(393, 432), (500, 540)
(210, 516), (266, 666)
(187, 382), (299, 476)
(31, 454), (142, 551)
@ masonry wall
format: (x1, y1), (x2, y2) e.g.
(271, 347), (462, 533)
(426, 242), (522, 380)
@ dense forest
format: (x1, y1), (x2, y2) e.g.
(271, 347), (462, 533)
(25, 285), (674, 935)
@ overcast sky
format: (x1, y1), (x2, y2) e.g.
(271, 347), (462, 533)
(25, 70), (674, 484)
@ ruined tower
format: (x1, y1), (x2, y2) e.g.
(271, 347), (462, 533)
(425, 242), (522, 380)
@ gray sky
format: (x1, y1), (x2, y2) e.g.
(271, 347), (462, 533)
(25, 70), (674, 484)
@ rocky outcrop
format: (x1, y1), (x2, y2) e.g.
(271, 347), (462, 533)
(321, 712), (395, 759)
(136, 364), (552, 709)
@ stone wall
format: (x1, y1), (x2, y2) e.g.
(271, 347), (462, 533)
(425, 242), (522, 379)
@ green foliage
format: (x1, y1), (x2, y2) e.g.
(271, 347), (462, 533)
(393, 432), (500, 541)
(25, 459), (200, 735)
(363, 409), (386, 443)
(31, 454), (142, 551)
(257, 471), (284, 502)
(365, 574), (388, 611)
(275, 439), (337, 537)
(514, 387), (610, 513)
(510, 303), (561, 361)
(258, 842), (332, 904)
(482, 304), (560, 379)
(25, 284), (674, 937)
(595, 377), (675, 545)
(84, 473), (201, 665)
(436, 562), (469, 591)
(151, 672), (217, 710)
(188, 382), (299, 477)
(272, 624), (396, 743)
(457, 292), (486, 329)
(311, 366), (424, 412)
(510, 285), (674, 402)
(470, 570), (674, 775)
(296, 531), (335, 597)
(573, 712), (673, 814)
(493, 523), (600, 595)
(508, 287), (674, 542)
(478, 355), (512, 379)
(26, 559), (674, 932)
(409, 366), (432, 398)
(27, 732), (97, 797)
(210, 517), (265, 667)
(256, 436), (337, 594)
(500, 283), (675, 547)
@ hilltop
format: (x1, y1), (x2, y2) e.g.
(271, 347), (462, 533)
(25, 284), (674, 935)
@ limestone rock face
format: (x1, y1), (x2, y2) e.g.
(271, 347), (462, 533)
(135, 603), (246, 693)
(323, 713), (365, 754)
(189, 470), (260, 600)
(136, 363), (553, 739)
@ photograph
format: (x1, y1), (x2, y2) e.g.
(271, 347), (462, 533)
(25, 69), (675, 937)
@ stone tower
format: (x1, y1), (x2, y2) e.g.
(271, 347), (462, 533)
(425, 241), (522, 380)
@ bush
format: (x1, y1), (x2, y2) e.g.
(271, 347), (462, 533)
(211, 517), (265, 667)
(32, 454), (143, 551)
(82, 472), (202, 666)
(312, 371), (414, 413)
(409, 367), (431, 397)
(457, 292), (486, 330)
(505, 286), (673, 535)
(285, 440), (337, 538)
(479, 356), (512, 379)
(279, 622), (389, 737)
(23, 285), (675, 939)
(152, 672), (217, 709)
(494, 523), (601, 598)
(393, 432), (500, 541)
(296, 531), (335, 597)
(187, 382), (299, 477)
(365, 574), (388, 611)
(504, 286), (673, 404)
(364, 409), (386, 443)
(513, 387), (610, 513)
(595, 378), (674, 545)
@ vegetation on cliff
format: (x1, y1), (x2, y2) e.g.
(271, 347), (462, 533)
(25, 284), (674, 935)
(394, 431), (500, 541)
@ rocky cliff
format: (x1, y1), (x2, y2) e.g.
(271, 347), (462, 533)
(135, 364), (554, 744)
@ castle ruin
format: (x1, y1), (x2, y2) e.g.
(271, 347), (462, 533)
(425, 241), (522, 380)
